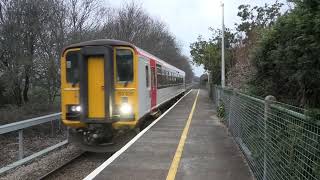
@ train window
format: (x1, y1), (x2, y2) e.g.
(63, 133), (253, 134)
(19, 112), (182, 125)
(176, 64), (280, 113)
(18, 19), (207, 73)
(163, 70), (166, 86)
(145, 66), (149, 87)
(156, 65), (162, 87)
(162, 70), (165, 85)
(165, 70), (168, 86)
(116, 49), (133, 82)
(171, 73), (174, 84)
(66, 51), (79, 84)
(151, 68), (156, 87)
(161, 70), (165, 87)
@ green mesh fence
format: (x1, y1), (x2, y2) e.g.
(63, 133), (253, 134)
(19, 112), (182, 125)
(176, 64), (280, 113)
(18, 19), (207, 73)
(211, 85), (320, 180)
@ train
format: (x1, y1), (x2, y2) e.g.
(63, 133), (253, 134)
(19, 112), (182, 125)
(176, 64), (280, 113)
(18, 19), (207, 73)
(60, 39), (186, 151)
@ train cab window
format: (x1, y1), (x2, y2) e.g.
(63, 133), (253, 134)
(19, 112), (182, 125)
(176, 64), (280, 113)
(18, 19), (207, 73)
(116, 49), (133, 82)
(66, 51), (79, 84)
(145, 66), (149, 87)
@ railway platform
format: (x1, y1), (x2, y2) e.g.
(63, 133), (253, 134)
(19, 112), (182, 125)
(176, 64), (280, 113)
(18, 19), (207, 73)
(85, 89), (253, 180)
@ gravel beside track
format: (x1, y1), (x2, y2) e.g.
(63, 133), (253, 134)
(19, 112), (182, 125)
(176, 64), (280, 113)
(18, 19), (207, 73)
(43, 152), (113, 180)
(0, 144), (81, 180)
(0, 121), (67, 167)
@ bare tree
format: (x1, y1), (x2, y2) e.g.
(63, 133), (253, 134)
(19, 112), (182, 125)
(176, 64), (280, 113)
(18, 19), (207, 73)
(0, 0), (28, 105)
(99, 2), (194, 82)
(66, 0), (102, 43)
(0, 0), (194, 107)
(35, 0), (67, 103)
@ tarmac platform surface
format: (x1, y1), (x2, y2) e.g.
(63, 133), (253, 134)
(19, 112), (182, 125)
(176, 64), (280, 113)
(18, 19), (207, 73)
(88, 89), (252, 180)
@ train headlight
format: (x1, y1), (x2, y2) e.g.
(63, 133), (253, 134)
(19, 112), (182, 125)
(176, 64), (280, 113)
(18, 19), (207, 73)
(120, 103), (132, 115)
(70, 105), (81, 112)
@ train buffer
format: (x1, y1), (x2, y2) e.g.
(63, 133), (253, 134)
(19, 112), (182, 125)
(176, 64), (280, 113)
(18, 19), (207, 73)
(84, 89), (253, 180)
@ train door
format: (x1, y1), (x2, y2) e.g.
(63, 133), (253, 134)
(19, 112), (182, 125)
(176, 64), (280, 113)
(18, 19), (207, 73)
(144, 63), (151, 110)
(150, 59), (157, 109)
(78, 46), (113, 122)
(88, 57), (105, 118)
(138, 56), (151, 115)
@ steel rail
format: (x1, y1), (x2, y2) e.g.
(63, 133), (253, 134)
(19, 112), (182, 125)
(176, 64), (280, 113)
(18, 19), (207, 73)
(37, 151), (85, 180)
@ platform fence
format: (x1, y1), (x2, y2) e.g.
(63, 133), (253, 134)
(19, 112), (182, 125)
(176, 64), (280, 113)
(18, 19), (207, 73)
(210, 85), (320, 180)
(0, 113), (68, 174)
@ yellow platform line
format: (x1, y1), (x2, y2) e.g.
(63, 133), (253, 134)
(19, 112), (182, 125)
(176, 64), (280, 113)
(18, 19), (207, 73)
(166, 89), (200, 180)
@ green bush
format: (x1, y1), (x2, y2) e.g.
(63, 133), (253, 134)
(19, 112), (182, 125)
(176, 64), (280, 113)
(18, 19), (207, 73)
(217, 101), (226, 121)
(250, 1), (320, 109)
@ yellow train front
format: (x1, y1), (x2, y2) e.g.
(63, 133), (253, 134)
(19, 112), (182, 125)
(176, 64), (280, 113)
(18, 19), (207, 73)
(61, 39), (186, 152)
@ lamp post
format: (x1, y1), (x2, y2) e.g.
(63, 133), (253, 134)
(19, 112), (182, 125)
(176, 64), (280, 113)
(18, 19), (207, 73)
(221, 2), (225, 88)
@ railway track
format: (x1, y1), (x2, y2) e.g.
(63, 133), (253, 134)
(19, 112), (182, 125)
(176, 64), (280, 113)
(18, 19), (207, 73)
(38, 151), (86, 180)
(39, 151), (114, 180)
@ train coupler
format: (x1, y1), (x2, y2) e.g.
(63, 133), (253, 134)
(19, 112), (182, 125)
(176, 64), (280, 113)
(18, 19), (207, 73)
(76, 124), (114, 145)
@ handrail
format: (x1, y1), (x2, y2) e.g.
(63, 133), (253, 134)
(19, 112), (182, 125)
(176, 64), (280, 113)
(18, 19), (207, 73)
(214, 85), (309, 121)
(0, 112), (66, 175)
(0, 113), (61, 135)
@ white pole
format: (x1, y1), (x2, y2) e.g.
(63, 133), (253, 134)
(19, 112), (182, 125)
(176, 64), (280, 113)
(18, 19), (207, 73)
(221, 2), (225, 88)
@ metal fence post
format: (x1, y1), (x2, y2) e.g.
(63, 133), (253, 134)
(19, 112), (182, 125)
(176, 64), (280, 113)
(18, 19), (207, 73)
(217, 87), (220, 107)
(209, 83), (212, 99)
(228, 91), (234, 129)
(228, 91), (237, 136)
(67, 127), (70, 142)
(263, 95), (276, 180)
(18, 130), (24, 160)
(58, 117), (62, 131)
(238, 92), (242, 140)
(51, 120), (55, 137)
(214, 85), (217, 102)
(211, 84), (214, 100)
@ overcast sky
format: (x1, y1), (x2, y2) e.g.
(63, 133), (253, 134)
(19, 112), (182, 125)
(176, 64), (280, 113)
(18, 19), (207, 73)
(107, 0), (287, 76)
